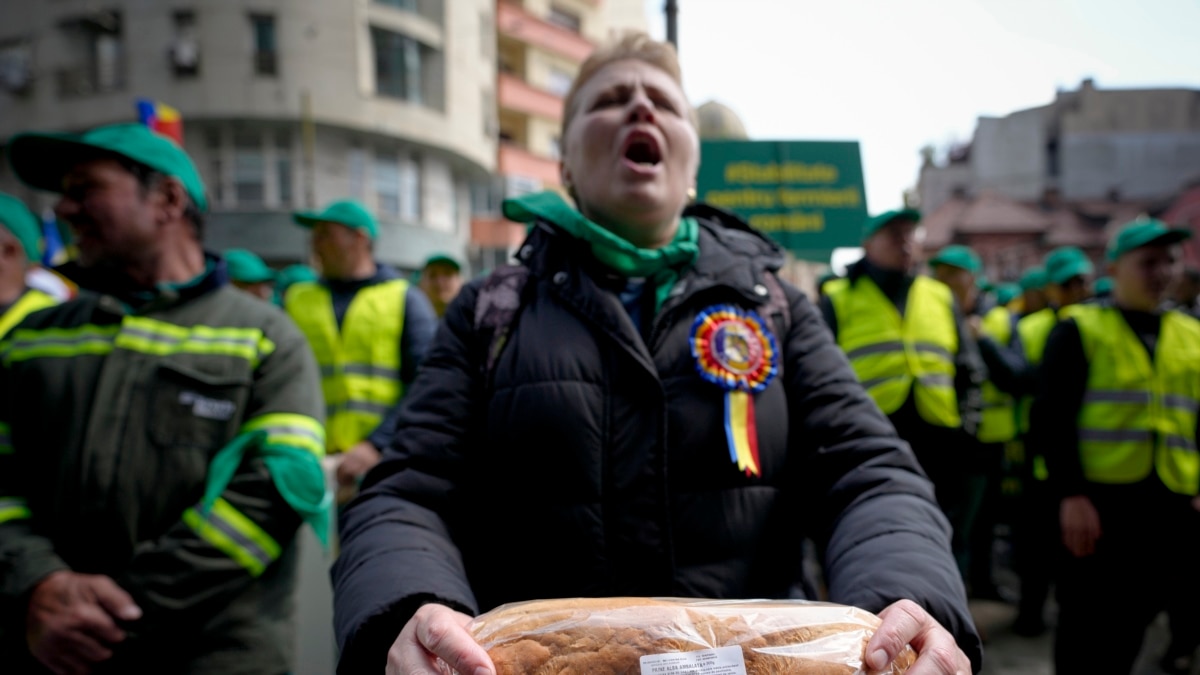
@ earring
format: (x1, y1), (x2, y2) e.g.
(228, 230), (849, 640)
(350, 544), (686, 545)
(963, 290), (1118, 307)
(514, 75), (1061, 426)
(687, 187), (697, 202)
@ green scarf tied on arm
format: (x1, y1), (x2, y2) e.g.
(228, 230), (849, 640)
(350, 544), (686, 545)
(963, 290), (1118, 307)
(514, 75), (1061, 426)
(502, 190), (699, 313)
(201, 431), (333, 549)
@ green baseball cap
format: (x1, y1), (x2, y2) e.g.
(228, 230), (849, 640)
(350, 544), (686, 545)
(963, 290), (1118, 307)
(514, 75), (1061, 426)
(1093, 276), (1114, 296)
(995, 282), (1021, 306)
(1044, 246), (1094, 286)
(422, 252), (461, 271)
(863, 208), (921, 239)
(7, 123), (208, 212)
(275, 264), (318, 289)
(293, 199), (378, 240)
(929, 244), (982, 275)
(1105, 217), (1191, 261)
(0, 192), (42, 263)
(223, 248), (275, 284)
(1018, 267), (1047, 292)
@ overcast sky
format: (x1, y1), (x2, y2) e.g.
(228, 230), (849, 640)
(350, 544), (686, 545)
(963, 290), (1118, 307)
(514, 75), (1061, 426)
(640, 0), (1200, 214)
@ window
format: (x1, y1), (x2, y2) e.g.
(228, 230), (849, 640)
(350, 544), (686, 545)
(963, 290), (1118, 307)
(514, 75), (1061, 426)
(480, 10), (495, 59)
(233, 132), (265, 205)
(0, 40), (34, 96)
(374, 149), (401, 215)
(276, 134), (293, 205)
(372, 27), (421, 103)
(205, 129), (224, 204)
(371, 26), (444, 109)
(546, 67), (573, 97)
(546, 6), (581, 33)
(376, 0), (417, 10)
(482, 90), (497, 138)
(399, 155), (421, 221)
(57, 11), (125, 97)
(250, 14), (276, 76)
(548, 136), (561, 161)
(348, 146), (367, 199)
(171, 11), (200, 77)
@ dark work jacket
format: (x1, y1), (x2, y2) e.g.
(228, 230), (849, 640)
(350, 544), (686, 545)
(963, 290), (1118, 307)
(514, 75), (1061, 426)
(331, 206), (982, 673)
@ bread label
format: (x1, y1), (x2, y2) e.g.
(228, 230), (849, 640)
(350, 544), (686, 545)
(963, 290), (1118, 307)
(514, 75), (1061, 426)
(639, 645), (748, 675)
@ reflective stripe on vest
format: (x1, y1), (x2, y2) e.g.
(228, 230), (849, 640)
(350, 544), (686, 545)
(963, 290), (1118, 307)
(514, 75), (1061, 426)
(827, 275), (960, 427)
(286, 279), (406, 453)
(1015, 307), (1060, 436)
(1073, 305), (1200, 495)
(979, 305), (1018, 443)
(183, 497), (281, 577)
(0, 289), (58, 337)
(1, 319), (275, 367)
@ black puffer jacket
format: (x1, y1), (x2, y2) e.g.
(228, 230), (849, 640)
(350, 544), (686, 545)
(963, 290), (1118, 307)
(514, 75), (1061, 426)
(332, 206), (982, 672)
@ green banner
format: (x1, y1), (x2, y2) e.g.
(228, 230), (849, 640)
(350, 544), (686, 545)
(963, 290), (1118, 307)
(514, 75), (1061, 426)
(697, 140), (868, 262)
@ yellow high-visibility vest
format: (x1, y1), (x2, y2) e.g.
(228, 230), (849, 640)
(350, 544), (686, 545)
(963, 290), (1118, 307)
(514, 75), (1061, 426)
(978, 305), (1017, 443)
(286, 279), (407, 453)
(1073, 305), (1200, 496)
(1015, 306), (1065, 480)
(827, 275), (960, 427)
(0, 288), (58, 337)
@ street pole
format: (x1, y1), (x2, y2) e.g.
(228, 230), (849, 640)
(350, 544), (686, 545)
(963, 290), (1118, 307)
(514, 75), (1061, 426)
(664, 0), (678, 50)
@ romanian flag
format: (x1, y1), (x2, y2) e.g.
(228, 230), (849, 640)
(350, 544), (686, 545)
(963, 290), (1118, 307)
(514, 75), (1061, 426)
(136, 99), (184, 145)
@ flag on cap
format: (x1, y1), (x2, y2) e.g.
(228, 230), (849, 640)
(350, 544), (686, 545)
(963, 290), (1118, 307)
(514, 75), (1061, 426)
(136, 98), (184, 145)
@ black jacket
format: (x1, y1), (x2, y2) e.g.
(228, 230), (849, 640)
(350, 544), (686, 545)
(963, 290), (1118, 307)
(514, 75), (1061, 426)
(332, 206), (982, 672)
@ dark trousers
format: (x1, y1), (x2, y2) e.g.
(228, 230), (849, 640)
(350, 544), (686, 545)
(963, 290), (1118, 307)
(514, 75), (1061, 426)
(966, 441), (1005, 588)
(1012, 475), (1058, 622)
(1054, 488), (1200, 674)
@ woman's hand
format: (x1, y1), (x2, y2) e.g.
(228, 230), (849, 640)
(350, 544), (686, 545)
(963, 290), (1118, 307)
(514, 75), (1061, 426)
(866, 599), (971, 674)
(387, 604), (494, 675)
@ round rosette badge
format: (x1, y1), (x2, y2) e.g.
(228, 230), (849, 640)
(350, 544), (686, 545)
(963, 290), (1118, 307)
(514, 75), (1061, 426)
(690, 305), (779, 476)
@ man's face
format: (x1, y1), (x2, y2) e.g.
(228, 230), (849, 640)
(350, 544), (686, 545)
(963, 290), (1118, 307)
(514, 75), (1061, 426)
(1112, 244), (1181, 310)
(311, 221), (365, 279)
(419, 262), (462, 306)
(1051, 276), (1091, 307)
(864, 219), (918, 272)
(55, 158), (161, 270)
(933, 264), (977, 311)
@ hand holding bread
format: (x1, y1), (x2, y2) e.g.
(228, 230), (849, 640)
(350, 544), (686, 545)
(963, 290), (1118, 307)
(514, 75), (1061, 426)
(389, 597), (969, 675)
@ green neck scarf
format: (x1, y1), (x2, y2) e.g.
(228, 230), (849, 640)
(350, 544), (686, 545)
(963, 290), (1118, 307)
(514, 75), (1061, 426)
(502, 191), (699, 312)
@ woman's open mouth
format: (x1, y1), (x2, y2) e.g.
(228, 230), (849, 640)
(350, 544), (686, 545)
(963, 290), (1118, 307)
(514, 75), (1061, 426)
(621, 132), (663, 175)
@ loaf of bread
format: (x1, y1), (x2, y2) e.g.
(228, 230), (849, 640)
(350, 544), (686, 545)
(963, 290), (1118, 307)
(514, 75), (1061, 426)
(466, 598), (916, 675)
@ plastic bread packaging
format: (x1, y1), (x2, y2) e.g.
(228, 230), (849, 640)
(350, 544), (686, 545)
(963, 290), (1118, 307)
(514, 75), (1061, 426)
(440, 597), (917, 674)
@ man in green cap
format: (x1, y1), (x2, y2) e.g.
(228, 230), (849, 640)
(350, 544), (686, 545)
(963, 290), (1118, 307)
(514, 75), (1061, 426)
(0, 192), (58, 337)
(1016, 266), (1049, 316)
(223, 248), (276, 302)
(1004, 248), (1096, 635)
(0, 122), (327, 674)
(928, 244), (1022, 599)
(274, 263), (317, 306)
(286, 199), (437, 502)
(928, 245), (983, 318)
(821, 211), (985, 560)
(417, 252), (464, 318)
(1032, 218), (1200, 674)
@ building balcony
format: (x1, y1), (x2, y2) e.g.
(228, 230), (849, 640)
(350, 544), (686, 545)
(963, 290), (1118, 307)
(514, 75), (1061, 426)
(497, 1), (594, 63)
(498, 72), (563, 122)
(498, 142), (561, 186)
(471, 214), (527, 249)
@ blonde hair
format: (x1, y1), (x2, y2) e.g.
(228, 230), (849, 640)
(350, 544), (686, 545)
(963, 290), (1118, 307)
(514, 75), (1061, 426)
(561, 31), (697, 142)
